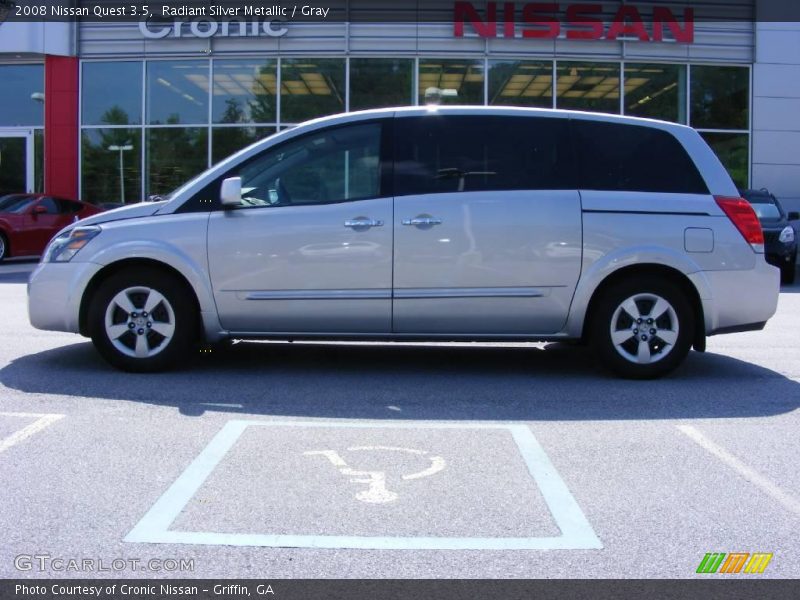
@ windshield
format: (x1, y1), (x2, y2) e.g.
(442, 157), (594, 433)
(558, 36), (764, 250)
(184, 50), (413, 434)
(0, 195), (35, 214)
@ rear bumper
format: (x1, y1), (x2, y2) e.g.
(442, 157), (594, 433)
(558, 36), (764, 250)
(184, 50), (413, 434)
(690, 258), (780, 336)
(27, 260), (102, 334)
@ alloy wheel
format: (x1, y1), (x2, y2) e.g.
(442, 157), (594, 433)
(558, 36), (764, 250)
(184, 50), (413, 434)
(609, 293), (679, 364)
(103, 286), (176, 359)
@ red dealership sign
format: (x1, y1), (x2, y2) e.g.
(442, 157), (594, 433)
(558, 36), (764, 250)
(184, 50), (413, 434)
(453, 2), (694, 43)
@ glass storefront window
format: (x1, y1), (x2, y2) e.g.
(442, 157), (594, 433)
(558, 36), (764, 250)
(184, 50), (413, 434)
(147, 60), (209, 125)
(74, 58), (754, 207)
(81, 129), (142, 204)
(690, 66), (749, 130)
(488, 60), (552, 108)
(556, 62), (620, 114)
(350, 58), (414, 110)
(82, 62), (143, 126)
(624, 63), (686, 123)
(280, 59), (345, 123)
(0, 137), (28, 196)
(701, 132), (749, 189)
(213, 60), (277, 124)
(0, 64), (44, 126)
(212, 127), (276, 163)
(146, 128), (208, 197)
(418, 59), (484, 105)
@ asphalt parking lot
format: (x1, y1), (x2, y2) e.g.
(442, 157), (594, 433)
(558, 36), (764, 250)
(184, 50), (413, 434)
(0, 258), (798, 578)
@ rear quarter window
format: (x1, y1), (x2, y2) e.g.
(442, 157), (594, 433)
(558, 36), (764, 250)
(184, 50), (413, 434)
(571, 120), (708, 194)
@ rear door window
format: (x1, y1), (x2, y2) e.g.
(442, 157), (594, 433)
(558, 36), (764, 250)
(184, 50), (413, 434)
(394, 115), (574, 196)
(570, 120), (708, 194)
(55, 198), (83, 214)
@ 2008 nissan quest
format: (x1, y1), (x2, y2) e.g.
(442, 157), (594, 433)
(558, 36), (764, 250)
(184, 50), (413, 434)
(28, 107), (780, 378)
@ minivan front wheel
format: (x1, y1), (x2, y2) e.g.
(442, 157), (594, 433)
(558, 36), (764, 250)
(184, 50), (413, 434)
(88, 268), (197, 372)
(592, 278), (693, 379)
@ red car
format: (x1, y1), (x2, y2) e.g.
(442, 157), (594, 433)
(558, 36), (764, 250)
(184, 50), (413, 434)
(0, 194), (104, 261)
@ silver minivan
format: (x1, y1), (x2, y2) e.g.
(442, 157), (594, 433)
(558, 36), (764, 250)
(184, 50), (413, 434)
(28, 107), (779, 378)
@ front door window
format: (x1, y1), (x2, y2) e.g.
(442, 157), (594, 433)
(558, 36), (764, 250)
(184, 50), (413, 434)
(233, 122), (382, 208)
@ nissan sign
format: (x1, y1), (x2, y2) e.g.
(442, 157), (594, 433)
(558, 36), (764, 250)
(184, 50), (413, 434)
(454, 2), (694, 43)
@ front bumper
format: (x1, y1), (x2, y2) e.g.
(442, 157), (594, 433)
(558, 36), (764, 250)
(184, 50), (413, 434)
(28, 260), (103, 334)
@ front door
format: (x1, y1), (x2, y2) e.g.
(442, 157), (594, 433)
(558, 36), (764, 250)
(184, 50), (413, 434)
(0, 130), (34, 196)
(207, 120), (393, 334)
(392, 114), (583, 335)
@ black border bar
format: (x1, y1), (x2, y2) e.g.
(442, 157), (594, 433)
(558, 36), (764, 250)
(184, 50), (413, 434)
(3, 580), (800, 600)
(2, 1), (800, 24)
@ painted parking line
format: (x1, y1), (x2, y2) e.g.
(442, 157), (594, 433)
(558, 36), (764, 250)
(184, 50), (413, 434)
(677, 424), (800, 517)
(0, 412), (65, 455)
(126, 420), (602, 551)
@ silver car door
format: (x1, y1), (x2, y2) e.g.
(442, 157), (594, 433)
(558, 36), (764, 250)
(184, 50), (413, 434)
(392, 114), (582, 335)
(207, 120), (392, 333)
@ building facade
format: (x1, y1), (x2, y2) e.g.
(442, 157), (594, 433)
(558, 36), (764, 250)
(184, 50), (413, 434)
(1, 1), (798, 211)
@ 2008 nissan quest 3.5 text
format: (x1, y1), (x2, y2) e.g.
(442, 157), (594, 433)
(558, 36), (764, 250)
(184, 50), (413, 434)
(27, 107), (780, 378)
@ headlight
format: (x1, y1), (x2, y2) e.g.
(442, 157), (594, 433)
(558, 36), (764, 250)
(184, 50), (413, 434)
(44, 226), (102, 262)
(779, 225), (795, 244)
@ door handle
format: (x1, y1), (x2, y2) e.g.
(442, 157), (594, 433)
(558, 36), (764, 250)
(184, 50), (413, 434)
(402, 215), (443, 227)
(344, 218), (384, 229)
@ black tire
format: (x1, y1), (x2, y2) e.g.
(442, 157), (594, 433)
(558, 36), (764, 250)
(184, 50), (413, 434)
(591, 277), (694, 379)
(781, 260), (796, 285)
(0, 232), (8, 262)
(88, 267), (198, 372)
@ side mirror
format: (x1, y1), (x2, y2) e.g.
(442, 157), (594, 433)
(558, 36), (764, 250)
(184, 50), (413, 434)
(788, 211), (799, 221)
(220, 177), (242, 207)
(32, 204), (47, 217)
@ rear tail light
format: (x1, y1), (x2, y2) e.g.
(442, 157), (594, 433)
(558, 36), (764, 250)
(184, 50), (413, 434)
(714, 196), (764, 250)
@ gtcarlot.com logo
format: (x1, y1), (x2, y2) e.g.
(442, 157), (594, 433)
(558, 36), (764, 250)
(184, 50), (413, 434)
(14, 554), (194, 573)
(696, 552), (773, 574)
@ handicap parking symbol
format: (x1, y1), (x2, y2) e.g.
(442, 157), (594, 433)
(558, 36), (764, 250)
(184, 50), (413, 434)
(304, 446), (446, 504)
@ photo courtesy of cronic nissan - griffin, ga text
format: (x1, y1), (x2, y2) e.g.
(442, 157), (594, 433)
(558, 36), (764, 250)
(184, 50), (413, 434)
(27, 107), (780, 379)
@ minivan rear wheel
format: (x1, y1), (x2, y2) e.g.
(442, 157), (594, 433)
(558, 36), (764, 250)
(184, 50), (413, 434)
(591, 278), (693, 379)
(88, 268), (197, 372)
